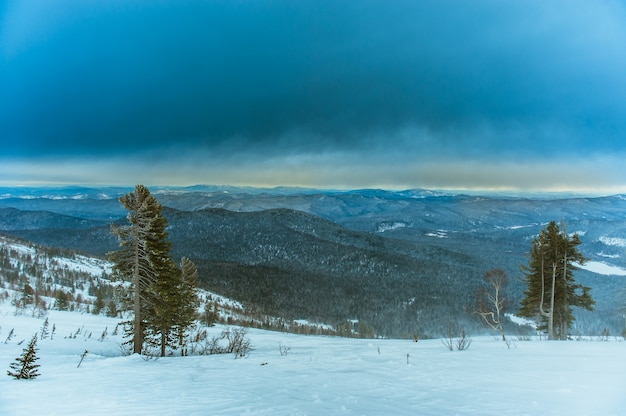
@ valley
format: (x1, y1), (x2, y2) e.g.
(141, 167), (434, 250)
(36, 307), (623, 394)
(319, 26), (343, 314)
(1, 186), (625, 338)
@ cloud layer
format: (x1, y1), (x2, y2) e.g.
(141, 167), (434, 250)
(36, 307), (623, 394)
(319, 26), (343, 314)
(2, 1), (626, 191)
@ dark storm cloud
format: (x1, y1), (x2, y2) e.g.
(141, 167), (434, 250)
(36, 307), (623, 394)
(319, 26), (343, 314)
(2, 0), (626, 190)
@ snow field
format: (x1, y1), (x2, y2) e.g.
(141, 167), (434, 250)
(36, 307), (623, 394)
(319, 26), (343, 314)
(1, 303), (625, 416)
(577, 261), (626, 276)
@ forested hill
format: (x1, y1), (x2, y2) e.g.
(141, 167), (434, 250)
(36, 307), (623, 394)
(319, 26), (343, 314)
(1, 187), (626, 337)
(0, 205), (482, 338)
(165, 207), (486, 338)
(0, 207), (106, 231)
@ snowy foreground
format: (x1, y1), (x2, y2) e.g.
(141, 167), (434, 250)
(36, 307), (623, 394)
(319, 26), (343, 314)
(1, 305), (625, 416)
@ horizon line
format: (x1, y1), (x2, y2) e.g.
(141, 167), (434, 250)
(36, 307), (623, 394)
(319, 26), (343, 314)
(0, 183), (623, 199)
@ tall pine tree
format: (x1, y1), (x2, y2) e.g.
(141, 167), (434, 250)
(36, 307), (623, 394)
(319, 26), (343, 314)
(518, 221), (595, 339)
(110, 185), (200, 356)
(176, 257), (200, 351)
(109, 185), (173, 354)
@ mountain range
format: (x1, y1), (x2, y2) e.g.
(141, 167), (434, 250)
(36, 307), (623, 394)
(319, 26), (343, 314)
(1, 186), (625, 337)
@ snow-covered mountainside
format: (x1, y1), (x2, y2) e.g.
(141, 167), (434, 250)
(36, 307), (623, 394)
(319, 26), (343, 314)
(0, 235), (342, 337)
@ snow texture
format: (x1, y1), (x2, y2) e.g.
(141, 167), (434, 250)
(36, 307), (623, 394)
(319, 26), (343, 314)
(576, 261), (626, 276)
(599, 236), (626, 248)
(1, 303), (625, 416)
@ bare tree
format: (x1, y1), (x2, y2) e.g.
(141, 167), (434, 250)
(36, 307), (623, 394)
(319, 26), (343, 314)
(477, 269), (508, 341)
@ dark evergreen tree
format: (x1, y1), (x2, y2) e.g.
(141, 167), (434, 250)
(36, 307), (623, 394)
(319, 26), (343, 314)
(144, 255), (180, 357)
(175, 257), (200, 349)
(92, 292), (105, 315)
(145, 257), (200, 356)
(21, 283), (34, 307)
(110, 185), (199, 356)
(55, 291), (69, 311)
(518, 221), (595, 339)
(203, 301), (220, 327)
(109, 184), (172, 354)
(7, 333), (41, 380)
(106, 300), (118, 318)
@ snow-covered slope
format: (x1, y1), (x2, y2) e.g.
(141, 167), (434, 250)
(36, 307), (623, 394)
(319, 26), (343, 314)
(1, 302), (625, 416)
(577, 261), (626, 276)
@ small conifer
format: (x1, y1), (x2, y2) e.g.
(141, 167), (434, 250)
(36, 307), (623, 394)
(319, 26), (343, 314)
(7, 333), (41, 380)
(40, 318), (50, 340)
(4, 328), (15, 344)
(55, 291), (69, 311)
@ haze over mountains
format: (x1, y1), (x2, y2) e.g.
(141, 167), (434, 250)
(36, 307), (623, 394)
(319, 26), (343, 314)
(1, 186), (625, 337)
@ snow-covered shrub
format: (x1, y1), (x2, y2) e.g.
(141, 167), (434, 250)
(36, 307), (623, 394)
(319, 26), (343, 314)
(198, 327), (253, 358)
(441, 326), (472, 351)
(279, 342), (290, 356)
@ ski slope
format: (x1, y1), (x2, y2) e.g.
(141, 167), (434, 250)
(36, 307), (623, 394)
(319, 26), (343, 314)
(1, 303), (624, 415)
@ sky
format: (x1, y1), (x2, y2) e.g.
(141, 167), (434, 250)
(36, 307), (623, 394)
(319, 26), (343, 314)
(2, 1), (626, 193)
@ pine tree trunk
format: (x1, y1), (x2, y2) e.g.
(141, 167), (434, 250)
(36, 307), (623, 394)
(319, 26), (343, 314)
(560, 254), (568, 340)
(548, 263), (556, 340)
(133, 226), (142, 355)
(538, 253), (555, 340)
(161, 330), (167, 357)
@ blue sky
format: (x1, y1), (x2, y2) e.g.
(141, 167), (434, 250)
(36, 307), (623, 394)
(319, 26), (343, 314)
(2, 1), (626, 192)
